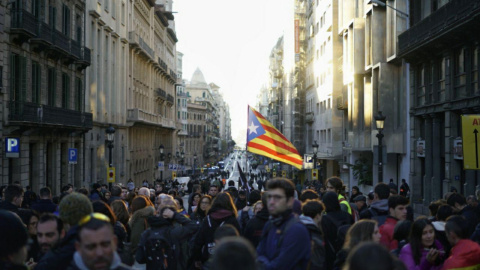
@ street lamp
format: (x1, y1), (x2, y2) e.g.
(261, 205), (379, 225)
(312, 141), (319, 180)
(193, 153), (197, 176)
(159, 144), (164, 181)
(375, 111), (386, 183)
(105, 125), (115, 189)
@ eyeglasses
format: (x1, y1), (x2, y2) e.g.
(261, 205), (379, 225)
(78, 213), (111, 226)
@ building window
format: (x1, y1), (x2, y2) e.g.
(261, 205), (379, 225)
(473, 46), (479, 95)
(32, 0), (42, 19)
(32, 61), (41, 104)
(62, 73), (70, 109)
(49, 4), (56, 26)
(417, 65), (426, 106)
(428, 64), (434, 104)
(10, 53), (26, 104)
(47, 67), (56, 106)
(438, 57), (446, 102)
(454, 48), (466, 98)
(75, 78), (82, 111)
(62, 4), (70, 37)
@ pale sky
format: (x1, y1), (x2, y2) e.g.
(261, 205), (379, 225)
(174, 0), (289, 146)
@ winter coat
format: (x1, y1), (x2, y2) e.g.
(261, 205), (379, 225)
(399, 240), (444, 270)
(128, 206), (155, 257)
(190, 208), (207, 225)
(136, 213), (198, 270)
(0, 201), (19, 214)
(300, 215), (325, 270)
(243, 207), (269, 248)
(442, 239), (480, 270)
(379, 216), (399, 251)
(35, 225), (79, 270)
(237, 207), (254, 230)
(321, 210), (353, 270)
(360, 199), (389, 220)
(31, 199), (57, 214)
(257, 211), (311, 270)
(192, 209), (240, 263)
(459, 205), (479, 238)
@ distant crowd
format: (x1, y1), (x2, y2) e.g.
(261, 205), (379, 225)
(0, 175), (480, 270)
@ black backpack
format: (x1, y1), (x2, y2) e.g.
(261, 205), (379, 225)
(369, 208), (388, 226)
(144, 228), (176, 270)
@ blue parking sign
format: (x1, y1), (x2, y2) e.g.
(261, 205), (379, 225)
(5, 138), (20, 158)
(68, 148), (77, 164)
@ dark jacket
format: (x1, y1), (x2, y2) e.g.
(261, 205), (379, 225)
(321, 210), (353, 270)
(0, 262), (28, 270)
(67, 251), (132, 270)
(192, 209), (240, 263)
(243, 207), (269, 248)
(257, 210), (311, 270)
(136, 213), (197, 270)
(35, 225), (79, 270)
(459, 205), (479, 237)
(108, 196), (122, 205)
(31, 199), (57, 214)
(300, 215), (325, 270)
(359, 199), (389, 220)
(0, 201), (19, 214)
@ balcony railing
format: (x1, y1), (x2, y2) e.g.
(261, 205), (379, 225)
(10, 9), (37, 37)
(139, 36), (154, 59)
(156, 88), (167, 100)
(71, 40), (81, 59)
(83, 47), (91, 63)
(53, 29), (70, 53)
(167, 94), (174, 104)
(158, 57), (168, 71)
(398, 0), (480, 57)
(127, 108), (175, 129)
(9, 101), (93, 129)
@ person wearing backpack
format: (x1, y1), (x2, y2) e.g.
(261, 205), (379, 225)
(136, 204), (197, 270)
(300, 199), (326, 270)
(325, 177), (352, 215)
(257, 178), (311, 270)
(359, 182), (390, 226)
(321, 192), (354, 270)
(379, 195), (409, 251)
(192, 192), (240, 269)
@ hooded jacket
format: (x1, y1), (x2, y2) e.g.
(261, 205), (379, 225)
(128, 206), (155, 257)
(192, 208), (240, 263)
(31, 199), (57, 214)
(243, 206), (269, 248)
(257, 210), (311, 270)
(442, 239), (480, 270)
(359, 199), (389, 220)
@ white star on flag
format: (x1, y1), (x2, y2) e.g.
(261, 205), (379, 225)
(248, 122), (259, 135)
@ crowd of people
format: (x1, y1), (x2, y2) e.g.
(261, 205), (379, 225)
(1, 174), (480, 270)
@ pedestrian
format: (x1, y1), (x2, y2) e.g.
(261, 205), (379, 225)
(0, 210), (31, 270)
(400, 179), (410, 197)
(18, 209), (40, 261)
(299, 189), (320, 203)
(399, 218), (445, 270)
(321, 191), (354, 270)
(190, 195), (212, 225)
(192, 192), (240, 269)
(379, 195), (409, 251)
(353, 195), (368, 213)
(443, 215), (480, 269)
(360, 182), (390, 226)
(237, 190), (261, 230)
(343, 242), (404, 270)
(325, 177), (352, 215)
(0, 184), (24, 214)
(208, 184), (219, 199)
(128, 195), (155, 264)
(391, 220), (413, 257)
(31, 187), (57, 214)
(200, 224), (240, 270)
(431, 204), (453, 255)
(36, 214), (65, 262)
(35, 192), (93, 270)
(243, 192), (269, 248)
(109, 185), (123, 204)
(349, 186), (363, 203)
(210, 237), (259, 270)
(68, 213), (132, 269)
(188, 192), (202, 215)
(89, 183), (103, 202)
(334, 219), (382, 269)
(446, 193), (478, 237)
(299, 199), (326, 270)
(389, 179), (398, 194)
(257, 178), (311, 270)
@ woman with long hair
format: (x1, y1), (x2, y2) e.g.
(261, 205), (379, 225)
(399, 217), (445, 270)
(192, 192), (240, 269)
(188, 192), (202, 215)
(334, 219), (381, 269)
(191, 195), (212, 225)
(128, 196), (155, 260)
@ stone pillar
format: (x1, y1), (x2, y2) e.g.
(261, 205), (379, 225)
(432, 115), (442, 201)
(424, 116), (433, 204)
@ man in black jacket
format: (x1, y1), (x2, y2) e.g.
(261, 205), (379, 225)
(300, 199), (325, 270)
(243, 192), (269, 248)
(32, 187), (57, 214)
(0, 184), (24, 214)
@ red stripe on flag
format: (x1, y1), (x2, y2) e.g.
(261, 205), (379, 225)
(251, 109), (292, 143)
(248, 141), (303, 166)
(256, 134), (300, 155)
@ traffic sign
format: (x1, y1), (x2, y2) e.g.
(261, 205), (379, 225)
(266, 167), (270, 172)
(462, 115), (480, 169)
(272, 172), (277, 177)
(281, 170), (286, 177)
(312, 169), (318, 180)
(107, 167), (115, 183)
(201, 168), (204, 173)
(158, 161), (164, 171)
(68, 148), (77, 164)
(5, 137), (20, 158)
(172, 171), (176, 178)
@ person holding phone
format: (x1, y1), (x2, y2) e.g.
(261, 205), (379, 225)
(399, 218), (445, 270)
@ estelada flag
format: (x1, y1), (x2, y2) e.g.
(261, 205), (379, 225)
(246, 106), (303, 170)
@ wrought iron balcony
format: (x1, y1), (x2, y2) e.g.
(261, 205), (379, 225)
(8, 101), (93, 129)
(10, 9), (37, 38)
(52, 29), (70, 54)
(156, 88), (167, 100)
(158, 57), (168, 72)
(398, 0), (480, 58)
(167, 94), (174, 104)
(127, 108), (176, 129)
(71, 40), (81, 59)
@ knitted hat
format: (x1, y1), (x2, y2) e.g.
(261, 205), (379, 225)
(59, 193), (93, 226)
(0, 210), (28, 258)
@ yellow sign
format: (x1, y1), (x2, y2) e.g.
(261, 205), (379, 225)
(200, 168), (204, 173)
(312, 169), (318, 180)
(282, 170), (286, 177)
(266, 167), (270, 172)
(272, 172), (276, 177)
(107, 167), (115, 183)
(172, 171), (177, 178)
(462, 115), (480, 169)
